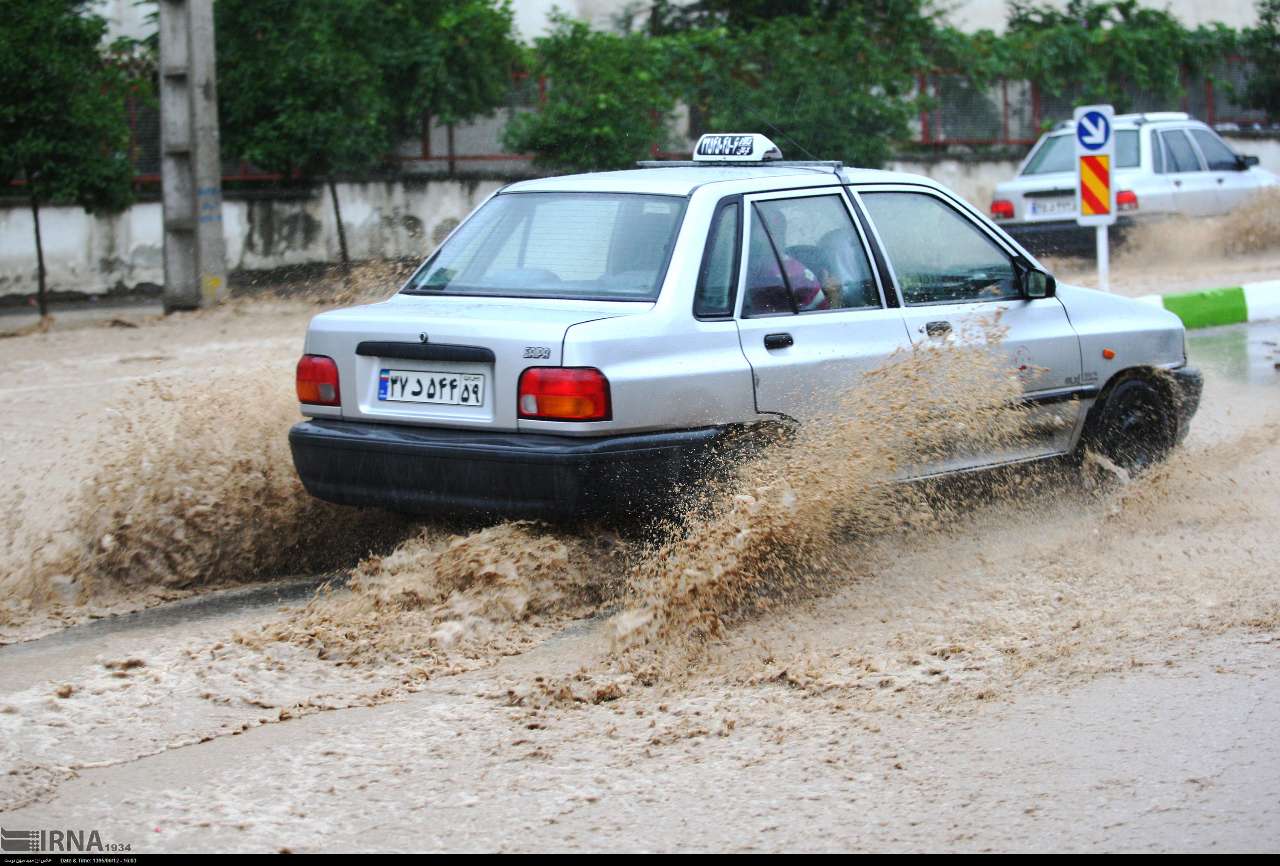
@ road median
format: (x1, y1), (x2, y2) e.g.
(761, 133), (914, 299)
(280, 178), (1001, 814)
(1136, 280), (1280, 329)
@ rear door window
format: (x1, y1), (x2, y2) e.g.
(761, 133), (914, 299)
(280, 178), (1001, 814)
(1160, 130), (1204, 173)
(742, 195), (879, 316)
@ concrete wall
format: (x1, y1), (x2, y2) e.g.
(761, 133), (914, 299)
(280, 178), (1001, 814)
(886, 156), (1024, 211)
(0, 179), (503, 302)
(3, 134), (1277, 302)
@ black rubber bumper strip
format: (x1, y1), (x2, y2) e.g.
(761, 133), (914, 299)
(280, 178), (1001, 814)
(356, 341), (496, 364)
(288, 419), (729, 517)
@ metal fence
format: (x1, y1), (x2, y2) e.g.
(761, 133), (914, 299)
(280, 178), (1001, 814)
(125, 93), (284, 185)
(113, 63), (1277, 183)
(918, 58), (1272, 148)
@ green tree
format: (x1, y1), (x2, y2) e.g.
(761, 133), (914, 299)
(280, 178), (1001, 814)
(1004, 0), (1229, 115)
(374, 1), (520, 172)
(215, 0), (393, 269)
(502, 15), (681, 172)
(0, 0), (134, 317)
(646, 0), (853, 33)
(509, 3), (940, 172)
(1244, 0), (1280, 118)
(217, 0), (519, 266)
(679, 2), (935, 167)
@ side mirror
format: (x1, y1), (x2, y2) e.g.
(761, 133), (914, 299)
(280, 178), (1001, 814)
(1015, 256), (1056, 299)
(1025, 268), (1056, 299)
(1238, 154), (1260, 170)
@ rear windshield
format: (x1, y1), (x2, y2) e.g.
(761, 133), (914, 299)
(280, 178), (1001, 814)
(402, 192), (687, 301)
(1021, 129), (1139, 175)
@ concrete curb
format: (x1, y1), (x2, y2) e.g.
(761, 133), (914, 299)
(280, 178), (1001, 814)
(1135, 280), (1280, 329)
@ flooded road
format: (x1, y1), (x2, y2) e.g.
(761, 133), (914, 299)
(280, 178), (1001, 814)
(0, 285), (1277, 852)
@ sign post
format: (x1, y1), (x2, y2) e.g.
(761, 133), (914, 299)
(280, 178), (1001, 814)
(1074, 104), (1116, 292)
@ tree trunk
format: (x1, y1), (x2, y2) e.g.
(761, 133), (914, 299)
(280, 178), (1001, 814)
(447, 123), (456, 176)
(327, 177), (351, 275)
(29, 190), (47, 318)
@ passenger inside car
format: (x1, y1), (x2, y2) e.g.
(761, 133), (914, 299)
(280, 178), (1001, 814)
(744, 197), (882, 314)
(743, 210), (824, 315)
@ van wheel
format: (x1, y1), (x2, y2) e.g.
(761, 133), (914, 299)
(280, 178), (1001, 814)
(1083, 377), (1177, 473)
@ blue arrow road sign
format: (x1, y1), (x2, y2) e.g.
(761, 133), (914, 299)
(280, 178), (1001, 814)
(1077, 111), (1110, 151)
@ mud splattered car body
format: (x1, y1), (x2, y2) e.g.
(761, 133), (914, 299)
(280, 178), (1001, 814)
(289, 134), (1201, 517)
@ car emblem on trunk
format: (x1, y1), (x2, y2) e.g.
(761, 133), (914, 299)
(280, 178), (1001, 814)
(418, 333), (429, 343)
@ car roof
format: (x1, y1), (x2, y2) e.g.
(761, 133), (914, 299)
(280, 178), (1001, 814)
(503, 165), (929, 197)
(1046, 112), (1204, 135)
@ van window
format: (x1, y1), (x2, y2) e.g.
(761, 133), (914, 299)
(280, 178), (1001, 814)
(1022, 130), (1139, 175)
(1160, 130), (1204, 173)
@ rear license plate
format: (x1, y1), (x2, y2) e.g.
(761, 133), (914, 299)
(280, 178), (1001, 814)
(1029, 197), (1075, 217)
(378, 368), (485, 406)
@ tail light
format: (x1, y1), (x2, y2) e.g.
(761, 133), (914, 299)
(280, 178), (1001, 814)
(518, 367), (611, 421)
(1117, 189), (1139, 212)
(990, 199), (1015, 220)
(296, 355), (340, 406)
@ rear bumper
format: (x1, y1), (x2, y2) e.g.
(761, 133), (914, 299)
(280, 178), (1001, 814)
(1170, 365), (1203, 443)
(289, 419), (733, 517)
(999, 216), (1136, 258)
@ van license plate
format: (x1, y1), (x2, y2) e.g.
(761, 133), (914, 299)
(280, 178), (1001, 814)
(1029, 197), (1075, 217)
(378, 369), (485, 406)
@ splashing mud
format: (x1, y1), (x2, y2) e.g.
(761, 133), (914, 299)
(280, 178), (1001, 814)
(240, 337), (1037, 684)
(609, 338), (1035, 666)
(230, 260), (413, 307)
(1119, 187), (1280, 267)
(244, 522), (626, 669)
(1, 373), (407, 630)
(235, 337), (1034, 680)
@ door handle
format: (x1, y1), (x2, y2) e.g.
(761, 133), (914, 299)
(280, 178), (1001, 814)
(923, 321), (952, 338)
(763, 332), (794, 350)
(1173, 179), (1182, 187)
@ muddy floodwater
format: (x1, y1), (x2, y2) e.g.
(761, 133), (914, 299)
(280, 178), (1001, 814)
(0, 254), (1278, 852)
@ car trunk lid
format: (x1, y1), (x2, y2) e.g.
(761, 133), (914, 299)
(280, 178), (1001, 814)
(304, 293), (650, 431)
(994, 168), (1141, 223)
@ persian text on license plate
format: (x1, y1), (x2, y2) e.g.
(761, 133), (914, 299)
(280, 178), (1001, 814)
(378, 369), (485, 406)
(1029, 197), (1075, 217)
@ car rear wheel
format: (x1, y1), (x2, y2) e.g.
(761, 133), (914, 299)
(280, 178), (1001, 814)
(1082, 376), (1178, 473)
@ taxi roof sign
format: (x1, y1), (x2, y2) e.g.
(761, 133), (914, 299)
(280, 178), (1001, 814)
(692, 133), (783, 162)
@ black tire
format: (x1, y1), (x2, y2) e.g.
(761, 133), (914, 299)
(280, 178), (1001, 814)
(1083, 376), (1178, 473)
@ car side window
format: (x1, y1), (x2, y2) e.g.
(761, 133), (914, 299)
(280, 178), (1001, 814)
(860, 191), (1018, 305)
(741, 195), (880, 317)
(694, 202), (739, 318)
(1151, 130), (1165, 174)
(743, 206), (794, 316)
(1160, 130), (1203, 173)
(1190, 129), (1239, 172)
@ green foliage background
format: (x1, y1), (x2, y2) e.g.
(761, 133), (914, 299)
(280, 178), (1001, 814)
(215, 0), (519, 179)
(508, 0), (1275, 172)
(0, 0), (134, 210)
